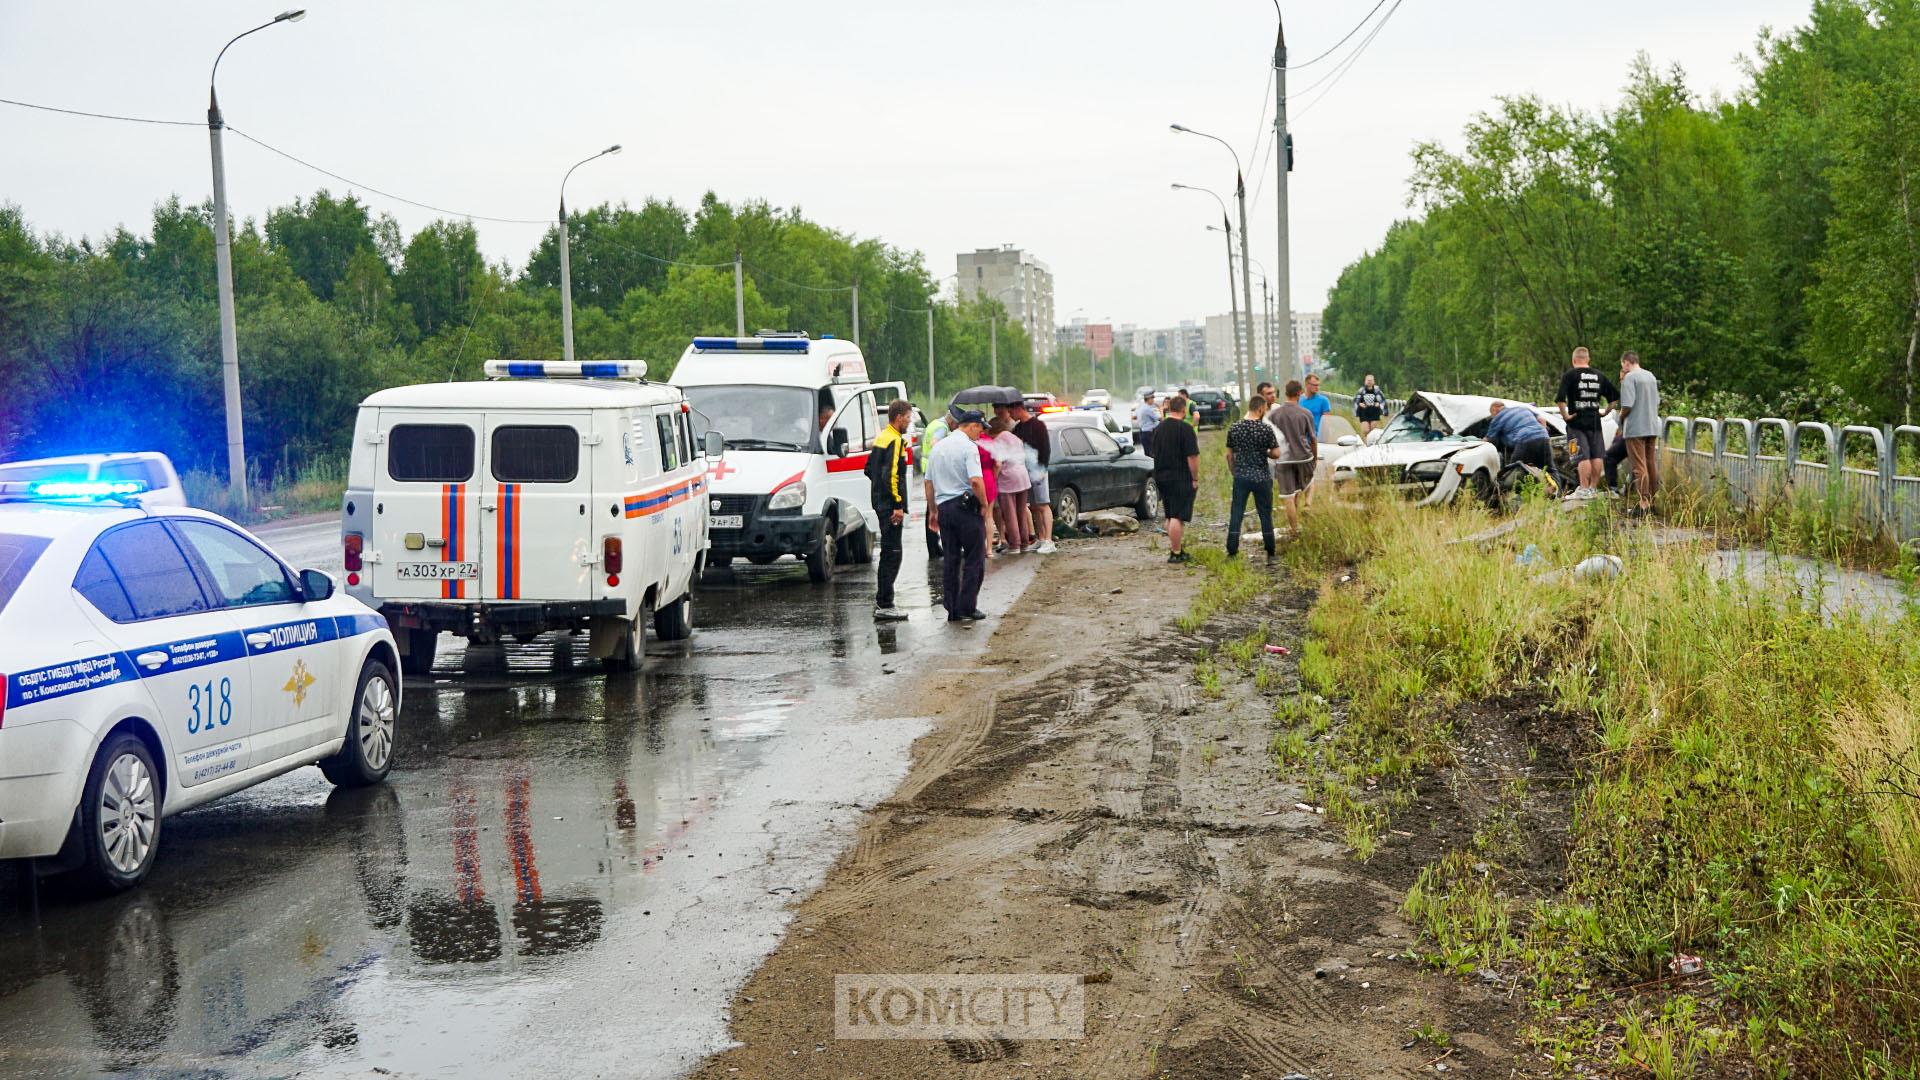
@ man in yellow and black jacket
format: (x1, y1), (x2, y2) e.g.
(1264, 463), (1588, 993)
(865, 398), (914, 621)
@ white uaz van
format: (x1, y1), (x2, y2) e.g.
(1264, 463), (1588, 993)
(341, 361), (717, 674)
(669, 335), (889, 582)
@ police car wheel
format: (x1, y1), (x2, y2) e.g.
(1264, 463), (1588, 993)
(320, 660), (398, 788)
(653, 592), (692, 641)
(75, 733), (161, 893)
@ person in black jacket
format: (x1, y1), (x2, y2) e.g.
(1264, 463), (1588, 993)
(865, 398), (914, 620)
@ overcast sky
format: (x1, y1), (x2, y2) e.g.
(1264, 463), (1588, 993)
(3, 0), (1813, 328)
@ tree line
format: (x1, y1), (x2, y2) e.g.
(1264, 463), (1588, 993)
(1321, 0), (1920, 425)
(0, 190), (1170, 482)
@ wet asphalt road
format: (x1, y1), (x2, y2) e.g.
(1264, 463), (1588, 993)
(0, 511), (1037, 1079)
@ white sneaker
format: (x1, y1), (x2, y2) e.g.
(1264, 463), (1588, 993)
(873, 606), (908, 622)
(1034, 540), (1057, 554)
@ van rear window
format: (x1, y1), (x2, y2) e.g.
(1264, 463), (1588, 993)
(0, 534), (50, 616)
(491, 426), (579, 483)
(388, 425), (475, 482)
(99, 458), (164, 489)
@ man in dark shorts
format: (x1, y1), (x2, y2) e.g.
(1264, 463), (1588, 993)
(1555, 346), (1617, 501)
(1268, 380), (1317, 537)
(1222, 396), (1283, 560)
(1150, 395), (1200, 563)
(1355, 374), (1387, 438)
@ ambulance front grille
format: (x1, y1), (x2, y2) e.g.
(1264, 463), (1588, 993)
(711, 494), (759, 516)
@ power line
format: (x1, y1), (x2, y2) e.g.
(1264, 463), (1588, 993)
(225, 126), (553, 225)
(0, 95), (200, 127)
(1285, 0), (1391, 70)
(746, 262), (855, 294)
(1290, 0), (1407, 121)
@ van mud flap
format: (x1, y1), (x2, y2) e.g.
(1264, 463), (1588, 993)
(381, 600), (626, 643)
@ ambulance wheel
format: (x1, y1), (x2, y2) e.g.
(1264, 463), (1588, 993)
(320, 659), (398, 788)
(399, 629), (436, 676)
(73, 732), (161, 893)
(654, 591), (692, 641)
(842, 525), (874, 565)
(805, 537), (836, 583)
(606, 611), (646, 671)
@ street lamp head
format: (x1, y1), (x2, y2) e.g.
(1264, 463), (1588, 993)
(274, 9), (306, 22)
(605, 144), (623, 155)
(1169, 123), (1188, 133)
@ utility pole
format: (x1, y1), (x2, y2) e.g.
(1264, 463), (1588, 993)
(734, 251), (745, 335)
(1273, 7), (1297, 385)
(926, 308), (936, 403)
(851, 279), (860, 346)
(206, 8), (307, 506)
(1235, 172), (1255, 403)
(989, 317), (998, 386)
(1221, 223), (1243, 393)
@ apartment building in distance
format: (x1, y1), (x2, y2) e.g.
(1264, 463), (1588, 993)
(956, 246), (1055, 361)
(1055, 316), (1115, 362)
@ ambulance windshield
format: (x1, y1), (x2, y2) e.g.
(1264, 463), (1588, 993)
(682, 384), (818, 452)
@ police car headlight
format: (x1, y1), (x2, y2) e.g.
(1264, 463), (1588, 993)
(768, 482), (806, 511)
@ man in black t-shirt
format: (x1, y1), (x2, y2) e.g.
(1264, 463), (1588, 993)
(1150, 396), (1201, 563)
(1555, 346), (1619, 501)
(1222, 397), (1283, 560)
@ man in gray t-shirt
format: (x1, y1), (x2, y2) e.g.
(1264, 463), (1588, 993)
(1615, 352), (1661, 513)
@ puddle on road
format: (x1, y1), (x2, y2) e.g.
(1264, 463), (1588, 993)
(0, 547), (1038, 1079)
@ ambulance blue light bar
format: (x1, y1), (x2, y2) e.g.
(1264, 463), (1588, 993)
(22, 480), (148, 498)
(482, 360), (647, 379)
(690, 336), (810, 353)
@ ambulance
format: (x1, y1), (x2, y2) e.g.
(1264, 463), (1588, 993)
(669, 334), (891, 582)
(341, 361), (718, 674)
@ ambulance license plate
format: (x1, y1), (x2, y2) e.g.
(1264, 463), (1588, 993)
(395, 561), (479, 580)
(711, 515), (744, 529)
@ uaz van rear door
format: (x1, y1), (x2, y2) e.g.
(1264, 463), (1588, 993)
(371, 416), (482, 602)
(480, 415), (592, 601)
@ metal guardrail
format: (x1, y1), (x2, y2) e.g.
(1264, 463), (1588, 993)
(1659, 414), (1920, 544)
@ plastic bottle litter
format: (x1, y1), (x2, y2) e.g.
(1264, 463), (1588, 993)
(1516, 543), (1543, 566)
(1264, 644), (1291, 656)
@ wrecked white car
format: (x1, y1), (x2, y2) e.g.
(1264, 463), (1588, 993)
(1330, 392), (1607, 506)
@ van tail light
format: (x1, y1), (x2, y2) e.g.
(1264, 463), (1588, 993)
(343, 532), (364, 572)
(603, 536), (623, 579)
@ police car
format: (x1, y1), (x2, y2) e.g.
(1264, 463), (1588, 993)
(0, 480), (400, 892)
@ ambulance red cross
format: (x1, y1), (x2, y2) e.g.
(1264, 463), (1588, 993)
(670, 333), (890, 583)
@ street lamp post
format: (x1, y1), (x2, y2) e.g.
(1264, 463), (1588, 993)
(1272, 4), (1298, 385)
(559, 144), (621, 363)
(1175, 183), (1244, 399)
(1172, 124), (1256, 401)
(208, 8), (305, 506)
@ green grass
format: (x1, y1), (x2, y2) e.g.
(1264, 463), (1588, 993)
(183, 455), (346, 524)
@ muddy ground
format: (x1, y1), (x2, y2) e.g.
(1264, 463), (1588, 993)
(695, 529), (1562, 1079)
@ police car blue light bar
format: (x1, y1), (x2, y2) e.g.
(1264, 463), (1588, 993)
(690, 336), (810, 353)
(15, 480), (149, 498)
(482, 360), (648, 379)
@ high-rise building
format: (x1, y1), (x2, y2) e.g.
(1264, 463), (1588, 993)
(956, 246), (1055, 361)
(1292, 310), (1325, 373)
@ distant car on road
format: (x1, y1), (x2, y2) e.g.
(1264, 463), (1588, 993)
(0, 452), (186, 508)
(1039, 421), (1157, 528)
(1188, 389), (1236, 429)
(1043, 407), (1135, 451)
(1080, 388), (1111, 409)
(1022, 392), (1058, 413)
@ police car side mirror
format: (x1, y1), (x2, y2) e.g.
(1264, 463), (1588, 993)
(828, 428), (849, 457)
(705, 430), (725, 460)
(299, 568), (336, 602)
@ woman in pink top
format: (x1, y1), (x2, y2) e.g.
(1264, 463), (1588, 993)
(973, 427), (1000, 554)
(987, 418), (1032, 552)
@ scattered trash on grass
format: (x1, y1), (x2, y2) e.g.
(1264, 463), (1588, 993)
(1573, 554), (1623, 580)
(1669, 953), (1704, 976)
(1517, 543), (1543, 566)
(1294, 802), (1325, 815)
(1264, 644), (1291, 656)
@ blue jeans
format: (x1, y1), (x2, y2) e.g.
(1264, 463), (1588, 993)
(1226, 476), (1275, 556)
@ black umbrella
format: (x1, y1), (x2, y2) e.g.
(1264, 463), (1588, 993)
(947, 385), (1022, 410)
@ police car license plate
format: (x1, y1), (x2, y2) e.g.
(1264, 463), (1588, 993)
(711, 515), (744, 530)
(395, 561), (478, 580)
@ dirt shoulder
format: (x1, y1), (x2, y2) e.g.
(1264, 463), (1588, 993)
(695, 527), (1543, 1079)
